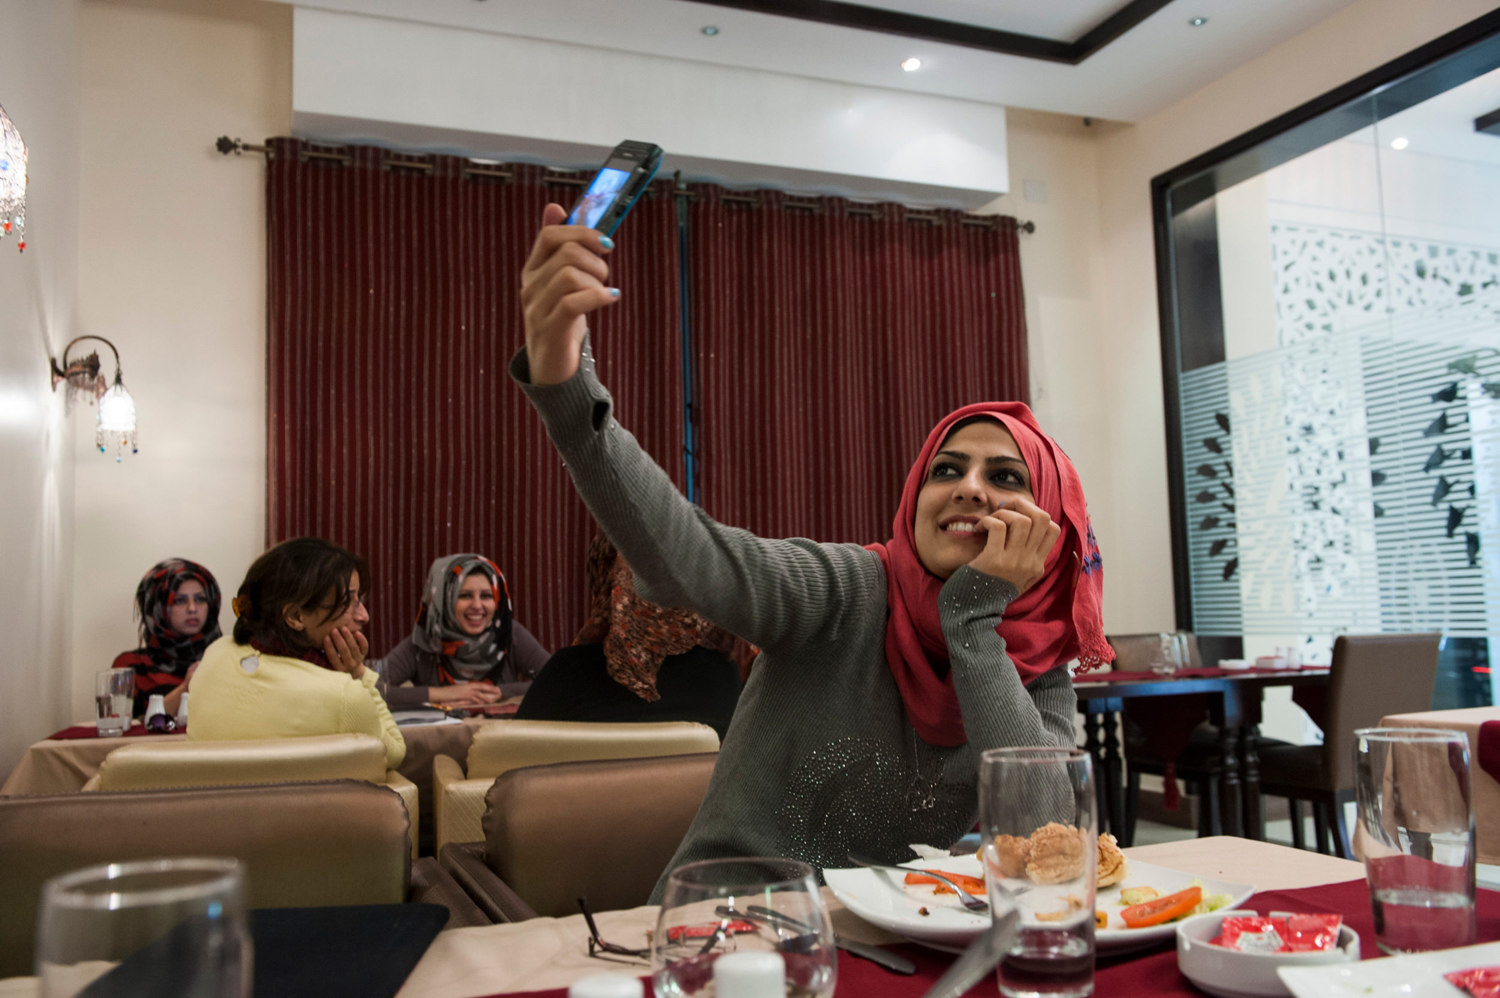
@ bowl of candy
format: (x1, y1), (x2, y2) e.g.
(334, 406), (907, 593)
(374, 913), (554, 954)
(1176, 909), (1360, 998)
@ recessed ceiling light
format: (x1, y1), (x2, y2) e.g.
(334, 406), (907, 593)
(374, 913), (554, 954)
(1390, 137), (1409, 150)
(701, 25), (719, 36)
(901, 57), (922, 72)
(1188, 16), (1208, 26)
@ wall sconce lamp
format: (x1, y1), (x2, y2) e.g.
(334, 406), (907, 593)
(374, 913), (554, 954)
(49, 336), (138, 460)
(0, 102), (26, 251)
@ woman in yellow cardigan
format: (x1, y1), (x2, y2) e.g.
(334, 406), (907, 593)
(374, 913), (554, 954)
(188, 537), (405, 768)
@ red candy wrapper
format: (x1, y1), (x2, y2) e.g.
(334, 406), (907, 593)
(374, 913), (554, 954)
(1447, 967), (1500, 998)
(1279, 913), (1342, 953)
(1215, 913), (1342, 953)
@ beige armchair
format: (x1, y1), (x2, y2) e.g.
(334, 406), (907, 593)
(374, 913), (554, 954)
(82, 733), (420, 857)
(432, 720), (719, 854)
(0, 779), (485, 980)
(441, 752), (718, 920)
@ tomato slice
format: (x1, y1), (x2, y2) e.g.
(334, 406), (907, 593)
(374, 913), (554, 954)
(903, 870), (986, 896)
(1119, 886), (1202, 928)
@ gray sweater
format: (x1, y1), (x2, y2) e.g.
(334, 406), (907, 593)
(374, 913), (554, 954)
(513, 341), (1077, 883)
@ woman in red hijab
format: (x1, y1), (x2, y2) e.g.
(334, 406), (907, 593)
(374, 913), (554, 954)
(515, 205), (1110, 886)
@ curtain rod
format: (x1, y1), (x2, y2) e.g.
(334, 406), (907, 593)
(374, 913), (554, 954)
(214, 136), (1035, 232)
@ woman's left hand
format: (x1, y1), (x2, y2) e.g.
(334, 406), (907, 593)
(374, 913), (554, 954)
(968, 496), (1062, 596)
(324, 626), (370, 679)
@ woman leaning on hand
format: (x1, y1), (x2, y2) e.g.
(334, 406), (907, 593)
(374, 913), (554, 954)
(515, 204), (1112, 891)
(376, 554), (549, 709)
(187, 537), (405, 769)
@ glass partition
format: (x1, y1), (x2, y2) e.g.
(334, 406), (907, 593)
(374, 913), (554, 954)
(1155, 14), (1500, 708)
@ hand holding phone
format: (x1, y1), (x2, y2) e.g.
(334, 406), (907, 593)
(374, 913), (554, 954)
(566, 140), (663, 236)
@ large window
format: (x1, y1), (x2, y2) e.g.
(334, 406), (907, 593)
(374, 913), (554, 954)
(1155, 12), (1500, 709)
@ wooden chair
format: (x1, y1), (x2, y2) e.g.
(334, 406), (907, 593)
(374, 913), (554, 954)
(1257, 633), (1441, 858)
(441, 752), (717, 920)
(431, 720), (719, 853)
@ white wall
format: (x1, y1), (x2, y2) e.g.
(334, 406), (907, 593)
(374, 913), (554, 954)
(63, 0), (291, 723)
(0, 0), (80, 777)
(289, 5), (1009, 210)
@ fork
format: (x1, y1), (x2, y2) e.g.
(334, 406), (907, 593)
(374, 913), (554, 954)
(845, 851), (989, 912)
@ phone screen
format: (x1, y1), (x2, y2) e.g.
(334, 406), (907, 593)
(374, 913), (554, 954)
(567, 166), (633, 229)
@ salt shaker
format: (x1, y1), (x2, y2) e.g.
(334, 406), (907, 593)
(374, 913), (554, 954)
(713, 951), (786, 998)
(145, 693), (176, 733)
(567, 973), (643, 998)
(176, 691), (190, 729)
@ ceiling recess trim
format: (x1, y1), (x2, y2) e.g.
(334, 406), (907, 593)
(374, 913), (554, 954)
(675, 0), (1176, 64)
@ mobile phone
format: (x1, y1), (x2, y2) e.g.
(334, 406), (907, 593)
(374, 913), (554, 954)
(566, 140), (663, 236)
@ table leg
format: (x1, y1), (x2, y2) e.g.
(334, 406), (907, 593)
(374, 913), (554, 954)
(1081, 706), (1125, 841)
(1101, 711), (1125, 843)
(1083, 711), (1106, 831)
(1217, 722), (1243, 836)
(1238, 726), (1263, 841)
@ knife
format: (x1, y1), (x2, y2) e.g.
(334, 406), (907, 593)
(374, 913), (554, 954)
(920, 906), (1019, 998)
(733, 904), (917, 976)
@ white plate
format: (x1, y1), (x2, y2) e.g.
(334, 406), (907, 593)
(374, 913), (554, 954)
(823, 856), (1254, 953)
(1279, 940), (1500, 997)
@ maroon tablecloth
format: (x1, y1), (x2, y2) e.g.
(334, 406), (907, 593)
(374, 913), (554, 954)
(475, 879), (1500, 998)
(45, 721), (177, 740)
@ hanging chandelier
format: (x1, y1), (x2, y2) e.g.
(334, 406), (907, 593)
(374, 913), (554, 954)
(0, 103), (25, 252)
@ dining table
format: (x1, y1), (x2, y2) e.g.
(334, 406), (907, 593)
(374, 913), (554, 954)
(1381, 706), (1500, 865)
(1073, 667), (1330, 844)
(385, 836), (1401, 998)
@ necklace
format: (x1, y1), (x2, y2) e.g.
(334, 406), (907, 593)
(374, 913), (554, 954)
(907, 728), (942, 812)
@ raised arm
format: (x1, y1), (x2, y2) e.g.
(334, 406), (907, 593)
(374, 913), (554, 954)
(515, 207), (878, 654)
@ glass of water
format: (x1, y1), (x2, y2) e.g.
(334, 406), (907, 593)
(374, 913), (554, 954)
(36, 856), (252, 997)
(95, 670), (135, 737)
(650, 856), (835, 997)
(1354, 727), (1475, 955)
(980, 747), (1096, 998)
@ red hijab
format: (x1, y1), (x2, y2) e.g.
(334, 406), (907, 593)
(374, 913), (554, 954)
(867, 402), (1111, 746)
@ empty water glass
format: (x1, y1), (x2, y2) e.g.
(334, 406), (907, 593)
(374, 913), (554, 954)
(36, 856), (251, 997)
(1354, 727), (1476, 955)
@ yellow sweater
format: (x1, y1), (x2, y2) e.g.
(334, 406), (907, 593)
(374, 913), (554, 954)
(188, 637), (406, 769)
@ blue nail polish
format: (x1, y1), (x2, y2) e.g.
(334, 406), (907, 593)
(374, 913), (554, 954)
(599, 235), (615, 250)
(608, 288), (621, 297)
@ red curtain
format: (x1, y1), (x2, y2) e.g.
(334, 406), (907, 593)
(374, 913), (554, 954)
(265, 139), (682, 655)
(687, 188), (1028, 545)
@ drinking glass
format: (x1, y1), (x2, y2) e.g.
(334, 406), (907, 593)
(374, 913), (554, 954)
(1354, 727), (1476, 955)
(980, 747), (1096, 998)
(650, 856), (835, 998)
(95, 670), (134, 737)
(36, 856), (252, 997)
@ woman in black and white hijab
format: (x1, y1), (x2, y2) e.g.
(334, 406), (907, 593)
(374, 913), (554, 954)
(375, 553), (549, 708)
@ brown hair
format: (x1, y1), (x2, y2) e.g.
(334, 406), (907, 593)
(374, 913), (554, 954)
(231, 537), (369, 650)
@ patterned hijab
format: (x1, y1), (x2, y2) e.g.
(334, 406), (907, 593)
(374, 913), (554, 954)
(411, 554), (514, 682)
(575, 534), (738, 702)
(867, 402), (1112, 746)
(133, 558), (223, 674)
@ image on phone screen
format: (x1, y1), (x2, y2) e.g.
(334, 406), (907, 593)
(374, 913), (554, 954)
(567, 168), (632, 229)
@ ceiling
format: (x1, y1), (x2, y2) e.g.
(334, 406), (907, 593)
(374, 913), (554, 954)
(284, 0), (1364, 122)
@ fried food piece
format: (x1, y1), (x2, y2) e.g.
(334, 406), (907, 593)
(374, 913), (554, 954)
(987, 834), (1032, 879)
(1096, 832), (1128, 888)
(1025, 822), (1087, 885)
